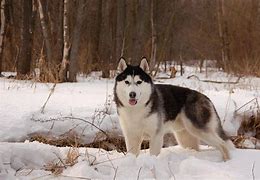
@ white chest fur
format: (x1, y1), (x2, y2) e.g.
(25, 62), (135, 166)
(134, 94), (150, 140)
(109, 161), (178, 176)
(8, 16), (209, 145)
(117, 106), (159, 138)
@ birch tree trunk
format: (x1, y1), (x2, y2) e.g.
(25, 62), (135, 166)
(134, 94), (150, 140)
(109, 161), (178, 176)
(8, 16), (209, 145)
(17, 0), (33, 77)
(59, 0), (70, 82)
(0, 0), (6, 75)
(37, 0), (52, 69)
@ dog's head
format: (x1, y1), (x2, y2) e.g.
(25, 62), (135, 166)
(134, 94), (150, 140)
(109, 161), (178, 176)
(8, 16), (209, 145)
(114, 57), (153, 107)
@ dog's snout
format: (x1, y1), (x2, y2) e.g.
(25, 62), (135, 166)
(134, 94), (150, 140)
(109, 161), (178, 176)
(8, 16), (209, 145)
(129, 92), (136, 98)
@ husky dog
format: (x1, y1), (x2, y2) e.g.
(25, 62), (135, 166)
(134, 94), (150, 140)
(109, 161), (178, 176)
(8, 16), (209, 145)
(114, 57), (232, 161)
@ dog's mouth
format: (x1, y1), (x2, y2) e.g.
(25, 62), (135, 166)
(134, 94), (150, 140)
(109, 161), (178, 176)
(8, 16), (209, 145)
(129, 98), (137, 105)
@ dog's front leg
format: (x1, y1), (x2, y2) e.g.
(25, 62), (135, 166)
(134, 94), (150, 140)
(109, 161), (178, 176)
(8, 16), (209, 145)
(124, 131), (143, 156)
(149, 132), (164, 156)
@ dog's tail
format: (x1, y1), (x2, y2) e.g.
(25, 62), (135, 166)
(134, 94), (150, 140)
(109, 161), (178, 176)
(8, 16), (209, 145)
(218, 123), (235, 150)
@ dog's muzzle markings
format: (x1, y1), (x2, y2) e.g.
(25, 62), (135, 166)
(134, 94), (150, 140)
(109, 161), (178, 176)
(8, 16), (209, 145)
(114, 57), (233, 161)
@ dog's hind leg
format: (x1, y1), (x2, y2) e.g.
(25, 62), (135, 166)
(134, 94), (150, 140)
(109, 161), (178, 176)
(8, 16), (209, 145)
(174, 130), (199, 151)
(182, 116), (230, 161)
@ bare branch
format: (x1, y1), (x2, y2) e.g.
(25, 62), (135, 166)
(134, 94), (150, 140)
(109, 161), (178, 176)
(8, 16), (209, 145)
(252, 161), (255, 180)
(187, 75), (241, 84)
(40, 83), (57, 113)
(137, 167), (142, 180)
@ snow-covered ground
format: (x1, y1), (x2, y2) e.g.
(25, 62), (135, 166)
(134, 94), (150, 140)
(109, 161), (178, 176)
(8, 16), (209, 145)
(1, 67), (260, 179)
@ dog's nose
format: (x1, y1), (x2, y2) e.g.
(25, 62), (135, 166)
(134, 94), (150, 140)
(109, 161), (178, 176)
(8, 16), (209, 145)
(129, 92), (136, 98)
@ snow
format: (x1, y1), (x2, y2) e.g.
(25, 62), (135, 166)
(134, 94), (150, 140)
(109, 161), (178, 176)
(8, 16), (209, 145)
(1, 142), (260, 179)
(1, 67), (260, 179)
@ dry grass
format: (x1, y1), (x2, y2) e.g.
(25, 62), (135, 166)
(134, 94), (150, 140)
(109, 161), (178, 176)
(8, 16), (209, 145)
(232, 98), (260, 149)
(237, 112), (260, 139)
(29, 129), (177, 153)
(44, 147), (79, 175)
(38, 56), (61, 83)
(29, 131), (82, 147)
(29, 131), (151, 154)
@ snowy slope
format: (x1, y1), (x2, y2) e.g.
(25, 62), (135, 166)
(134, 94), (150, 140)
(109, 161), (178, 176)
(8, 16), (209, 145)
(1, 68), (260, 179)
(1, 141), (260, 179)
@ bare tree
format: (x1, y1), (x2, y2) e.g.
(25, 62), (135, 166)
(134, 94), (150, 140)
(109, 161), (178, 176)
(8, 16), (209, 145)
(0, 0), (6, 76)
(17, 0), (32, 77)
(150, 0), (157, 71)
(84, 0), (102, 73)
(68, 0), (86, 82)
(99, 0), (116, 78)
(37, 0), (53, 73)
(134, 0), (151, 65)
(116, 0), (126, 59)
(217, 0), (230, 70)
(59, 0), (70, 82)
(0, 0), (260, 79)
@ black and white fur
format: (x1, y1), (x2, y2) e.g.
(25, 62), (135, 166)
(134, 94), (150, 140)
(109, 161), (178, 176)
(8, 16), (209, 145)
(114, 57), (233, 161)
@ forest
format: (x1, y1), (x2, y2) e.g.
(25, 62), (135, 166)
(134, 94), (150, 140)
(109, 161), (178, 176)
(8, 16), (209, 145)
(1, 1), (260, 179)
(0, 0), (260, 82)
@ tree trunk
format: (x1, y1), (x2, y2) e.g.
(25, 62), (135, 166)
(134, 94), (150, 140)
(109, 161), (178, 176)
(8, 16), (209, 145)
(150, 0), (157, 72)
(17, 0), (32, 77)
(247, 0), (259, 58)
(217, 0), (230, 71)
(99, 0), (113, 78)
(116, 0), (126, 59)
(51, 1), (64, 69)
(125, 0), (136, 64)
(0, 0), (6, 76)
(68, 0), (85, 82)
(134, 0), (150, 65)
(37, 0), (53, 69)
(59, 0), (70, 82)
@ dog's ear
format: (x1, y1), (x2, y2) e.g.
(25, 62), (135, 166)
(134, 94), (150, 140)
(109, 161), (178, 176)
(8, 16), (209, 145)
(117, 57), (127, 73)
(140, 57), (149, 73)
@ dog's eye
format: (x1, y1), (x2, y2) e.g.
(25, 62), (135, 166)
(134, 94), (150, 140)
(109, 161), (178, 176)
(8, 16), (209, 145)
(125, 80), (130, 85)
(136, 81), (142, 85)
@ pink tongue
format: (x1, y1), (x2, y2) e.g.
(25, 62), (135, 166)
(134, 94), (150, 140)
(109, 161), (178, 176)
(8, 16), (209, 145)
(129, 99), (137, 105)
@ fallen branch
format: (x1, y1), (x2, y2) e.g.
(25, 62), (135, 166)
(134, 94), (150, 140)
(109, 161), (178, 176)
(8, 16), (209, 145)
(187, 75), (241, 84)
(155, 76), (172, 80)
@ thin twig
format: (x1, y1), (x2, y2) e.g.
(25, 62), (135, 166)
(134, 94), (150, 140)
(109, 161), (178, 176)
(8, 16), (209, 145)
(113, 166), (118, 180)
(252, 161), (255, 180)
(85, 148), (97, 166)
(25, 169), (34, 176)
(41, 83), (57, 113)
(59, 175), (91, 180)
(168, 161), (176, 180)
(31, 174), (52, 180)
(235, 98), (257, 114)
(53, 152), (67, 168)
(63, 116), (109, 138)
(223, 90), (232, 124)
(31, 116), (109, 139)
(92, 155), (126, 166)
(137, 167), (142, 180)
